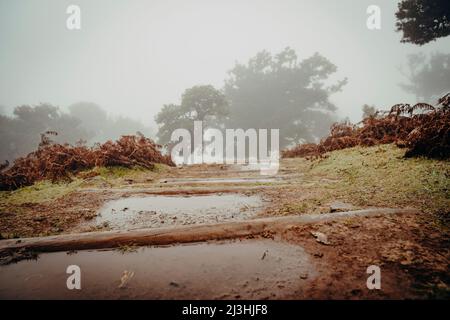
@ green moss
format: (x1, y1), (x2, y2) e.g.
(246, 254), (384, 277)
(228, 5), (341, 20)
(0, 164), (174, 207)
(94, 166), (146, 178)
(152, 163), (171, 173)
(0, 179), (82, 206)
(89, 164), (171, 180)
(307, 144), (449, 219)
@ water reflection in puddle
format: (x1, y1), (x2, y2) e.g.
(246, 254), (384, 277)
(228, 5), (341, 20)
(159, 177), (282, 184)
(93, 194), (264, 230)
(0, 240), (315, 299)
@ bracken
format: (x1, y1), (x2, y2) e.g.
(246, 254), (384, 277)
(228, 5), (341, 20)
(283, 93), (450, 160)
(0, 133), (174, 190)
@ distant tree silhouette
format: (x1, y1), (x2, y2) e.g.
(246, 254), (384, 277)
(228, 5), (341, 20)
(362, 104), (377, 119)
(68, 102), (108, 138)
(396, 0), (450, 45)
(0, 102), (154, 163)
(224, 48), (346, 147)
(155, 85), (229, 145)
(399, 52), (450, 102)
(68, 102), (153, 143)
(0, 103), (91, 163)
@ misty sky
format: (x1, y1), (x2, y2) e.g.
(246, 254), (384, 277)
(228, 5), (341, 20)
(0, 0), (448, 126)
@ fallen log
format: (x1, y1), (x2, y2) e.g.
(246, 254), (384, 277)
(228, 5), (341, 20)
(0, 208), (417, 254)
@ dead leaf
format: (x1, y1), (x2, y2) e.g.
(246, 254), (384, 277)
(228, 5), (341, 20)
(118, 270), (135, 289)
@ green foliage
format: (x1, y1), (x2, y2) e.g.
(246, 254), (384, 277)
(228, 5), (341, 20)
(396, 0), (450, 45)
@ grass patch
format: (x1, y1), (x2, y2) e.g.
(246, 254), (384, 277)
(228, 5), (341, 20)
(0, 179), (83, 207)
(306, 144), (449, 221)
(0, 164), (172, 207)
(78, 164), (172, 188)
(94, 166), (146, 179)
(277, 196), (332, 215)
(152, 163), (171, 173)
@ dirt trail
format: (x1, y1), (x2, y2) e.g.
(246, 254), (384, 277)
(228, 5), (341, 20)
(0, 158), (448, 299)
(0, 208), (416, 254)
(0, 239), (316, 299)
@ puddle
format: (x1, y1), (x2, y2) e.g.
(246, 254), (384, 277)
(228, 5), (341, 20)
(92, 194), (264, 230)
(0, 239), (316, 299)
(159, 177), (282, 184)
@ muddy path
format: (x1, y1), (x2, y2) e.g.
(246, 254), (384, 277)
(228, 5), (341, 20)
(0, 157), (449, 299)
(0, 239), (317, 299)
(0, 209), (443, 300)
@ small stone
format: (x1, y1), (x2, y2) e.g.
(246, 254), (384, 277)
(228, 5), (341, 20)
(300, 273), (308, 279)
(311, 231), (331, 245)
(329, 201), (353, 213)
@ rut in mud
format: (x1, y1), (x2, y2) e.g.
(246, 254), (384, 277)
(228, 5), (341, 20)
(91, 193), (264, 230)
(0, 239), (316, 299)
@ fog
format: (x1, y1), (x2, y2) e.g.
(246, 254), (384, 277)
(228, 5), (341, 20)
(0, 0), (449, 160)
